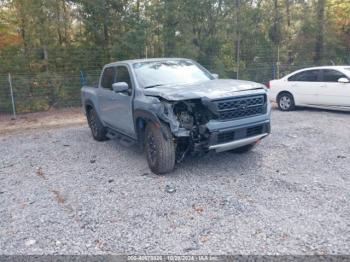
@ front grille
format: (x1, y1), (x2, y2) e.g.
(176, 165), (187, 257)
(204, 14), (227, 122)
(211, 123), (268, 146)
(218, 131), (235, 143)
(214, 95), (266, 121)
(247, 125), (263, 137)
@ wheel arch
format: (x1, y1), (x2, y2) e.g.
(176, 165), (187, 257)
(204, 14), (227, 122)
(134, 109), (162, 144)
(84, 99), (95, 114)
(277, 91), (295, 104)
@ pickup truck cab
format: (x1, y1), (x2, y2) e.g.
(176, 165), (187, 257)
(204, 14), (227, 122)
(81, 58), (271, 174)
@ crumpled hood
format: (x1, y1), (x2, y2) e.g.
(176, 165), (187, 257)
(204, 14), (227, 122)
(143, 79), (265, 101)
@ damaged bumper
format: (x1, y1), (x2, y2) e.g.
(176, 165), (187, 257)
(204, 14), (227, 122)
(209, 133), (268, 152)
(159, 91), (271, 154)
(203, 100), (271, 152)
(207, 120), (270, 152)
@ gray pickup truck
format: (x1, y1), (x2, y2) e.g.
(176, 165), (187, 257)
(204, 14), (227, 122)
(81, 58), (271, 174)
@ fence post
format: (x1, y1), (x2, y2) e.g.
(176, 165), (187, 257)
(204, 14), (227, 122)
(276, 44), (280, 79)
(8, 73), (16, 120)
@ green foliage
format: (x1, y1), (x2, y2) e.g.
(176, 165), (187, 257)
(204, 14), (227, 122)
(0, 0), (349, 113)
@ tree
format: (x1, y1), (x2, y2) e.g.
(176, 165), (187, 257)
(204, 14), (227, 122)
(1, 0), (350, 113)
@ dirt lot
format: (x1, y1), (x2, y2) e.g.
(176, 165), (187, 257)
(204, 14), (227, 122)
(0, 107), (349, 255)
(0, 108), (85, 136)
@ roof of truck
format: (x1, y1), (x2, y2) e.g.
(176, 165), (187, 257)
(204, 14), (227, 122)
(105, 58), (191, 67)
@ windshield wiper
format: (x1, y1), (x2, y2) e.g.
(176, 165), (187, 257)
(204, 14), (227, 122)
(144, 84), (164, 89)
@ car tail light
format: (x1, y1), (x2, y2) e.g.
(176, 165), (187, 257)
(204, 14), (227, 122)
(265, 81), (271, 89)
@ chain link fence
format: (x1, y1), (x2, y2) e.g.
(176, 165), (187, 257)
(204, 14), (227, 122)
(0, 62), (320, 115)
(0, 71), (100, 115)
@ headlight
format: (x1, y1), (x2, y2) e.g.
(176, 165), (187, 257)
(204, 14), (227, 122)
(177, 111), (194, 129)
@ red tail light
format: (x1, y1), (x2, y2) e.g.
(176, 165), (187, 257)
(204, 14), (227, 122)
(265, 81), (271, 89)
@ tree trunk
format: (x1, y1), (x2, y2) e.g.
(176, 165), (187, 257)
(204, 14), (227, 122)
(103, 0), (111, 61)
(286, 0), (292, 64)
(163, 0), (176, 57)
(54, 0), (63, 46)
(19, 16), (29, 69)
(62, 0), (69, 46)
(314, 0), (325, 64)
(235, 0), (241, 79)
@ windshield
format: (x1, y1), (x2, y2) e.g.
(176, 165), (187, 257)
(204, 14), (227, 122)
(133, 60), (213, 88)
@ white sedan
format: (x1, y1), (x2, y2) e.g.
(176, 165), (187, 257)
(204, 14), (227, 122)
(268, 66), (350, 111)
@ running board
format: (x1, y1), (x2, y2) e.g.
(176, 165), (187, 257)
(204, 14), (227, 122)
(106, 129), (136, 147)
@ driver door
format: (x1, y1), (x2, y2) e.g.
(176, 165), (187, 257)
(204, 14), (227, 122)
(98, 65), (135, 138)
(110, 65), (135, 136)
(98, 66), (117, 125)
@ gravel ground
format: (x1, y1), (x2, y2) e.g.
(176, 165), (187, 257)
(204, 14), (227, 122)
(0, 107), (349, 255)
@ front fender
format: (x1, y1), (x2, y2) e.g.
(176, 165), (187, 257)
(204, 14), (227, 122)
(133, 109), (174, 141)
(83, 99), (94, 114)
(134, 109), (162, 127)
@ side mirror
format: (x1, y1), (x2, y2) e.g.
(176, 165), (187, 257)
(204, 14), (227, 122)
(338, 77), (349, 83)
(212, 73), (219, 79)
(112, 82), (129, 93)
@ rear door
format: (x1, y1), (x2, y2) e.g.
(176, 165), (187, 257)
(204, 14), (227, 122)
(318, 69), (350, 107)
(286, 69), (321, 105)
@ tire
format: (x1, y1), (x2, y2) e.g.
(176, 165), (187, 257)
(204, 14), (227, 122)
(277, 92), (295, 111)
(87, 108), (107, 141)
(230, 143), (256, 154)
(145, 122), (176, 174)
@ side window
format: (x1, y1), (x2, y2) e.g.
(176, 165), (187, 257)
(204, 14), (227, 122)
(116, 66), (132, 90)
(321, 69), (348, 82)
(101, 67), (116, 90)
(288, 70), (320, 82)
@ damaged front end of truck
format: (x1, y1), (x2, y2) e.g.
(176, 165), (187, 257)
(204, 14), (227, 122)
(138, 85), (271, 163)
(156, 98), (216, 162)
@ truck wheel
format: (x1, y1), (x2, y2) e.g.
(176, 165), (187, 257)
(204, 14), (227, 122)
(277, 93), (295, 111)
(145, 122), (175, 174)
(230, 143), (256, 153)
(87, 108), (107, 141)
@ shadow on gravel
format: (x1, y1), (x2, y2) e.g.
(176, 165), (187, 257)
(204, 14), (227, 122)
(176, 150), (263, 175)
(81, 126), (264, 177)
(295, 106), (350, 115)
